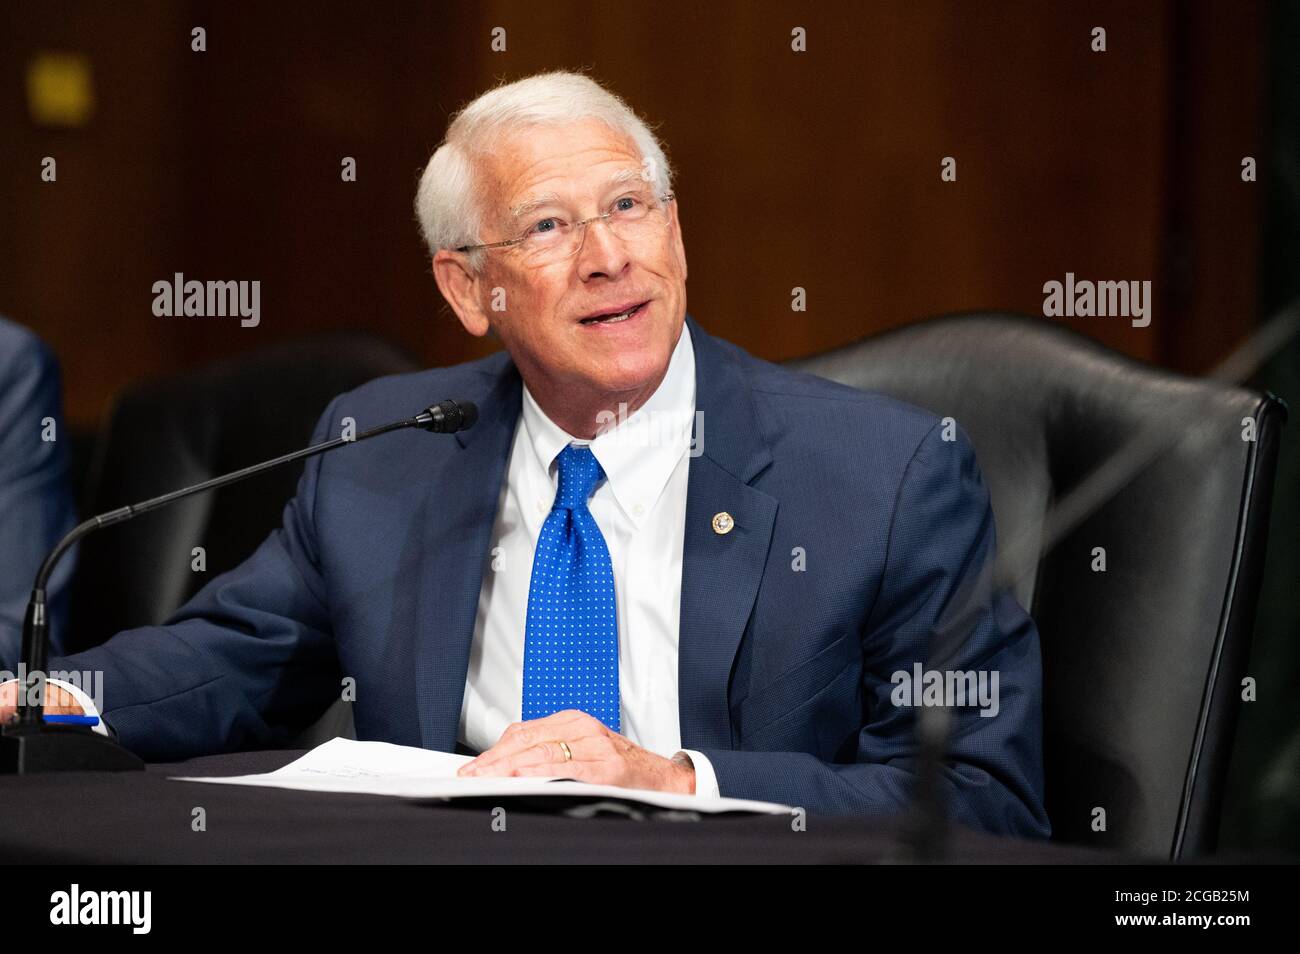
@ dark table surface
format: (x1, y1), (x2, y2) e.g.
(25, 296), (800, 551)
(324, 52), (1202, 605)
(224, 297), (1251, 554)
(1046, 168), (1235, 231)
(0, 749), (1121, 864)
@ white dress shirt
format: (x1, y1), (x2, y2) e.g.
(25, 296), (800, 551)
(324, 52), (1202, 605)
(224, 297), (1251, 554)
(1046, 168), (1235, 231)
(459, 319), (719, 798)
(15, 321), (720, 798)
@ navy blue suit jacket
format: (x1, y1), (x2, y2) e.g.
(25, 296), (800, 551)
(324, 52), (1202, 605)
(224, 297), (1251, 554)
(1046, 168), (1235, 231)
(1, 318), (78, 670)
(54, 313), (1049, 837)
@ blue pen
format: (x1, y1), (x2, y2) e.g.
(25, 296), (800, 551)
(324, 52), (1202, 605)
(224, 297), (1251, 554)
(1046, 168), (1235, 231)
(42, 714), (100, 726)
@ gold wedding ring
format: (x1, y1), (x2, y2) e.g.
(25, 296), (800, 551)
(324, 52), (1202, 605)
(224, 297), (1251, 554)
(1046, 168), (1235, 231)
(556, 740), (573, 762)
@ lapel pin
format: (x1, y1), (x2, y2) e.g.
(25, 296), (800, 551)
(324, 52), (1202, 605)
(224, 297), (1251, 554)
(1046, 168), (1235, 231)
(712, 511), (735, 535)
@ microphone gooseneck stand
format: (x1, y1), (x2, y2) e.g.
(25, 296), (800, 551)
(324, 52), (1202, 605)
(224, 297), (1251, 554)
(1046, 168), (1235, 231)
(0, 398), (477, 775)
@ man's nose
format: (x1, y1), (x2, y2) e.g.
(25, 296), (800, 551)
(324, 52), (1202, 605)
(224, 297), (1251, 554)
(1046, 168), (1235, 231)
(575, 218), (631, 281)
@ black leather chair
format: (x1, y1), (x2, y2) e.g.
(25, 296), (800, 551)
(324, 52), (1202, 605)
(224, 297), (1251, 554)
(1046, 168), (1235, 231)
(68, 333), (421, 654)
(787, 311), (1287, 859)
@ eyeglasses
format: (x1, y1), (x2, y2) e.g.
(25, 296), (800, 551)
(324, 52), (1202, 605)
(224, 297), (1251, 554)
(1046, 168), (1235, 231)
(456, 191), (675, 266)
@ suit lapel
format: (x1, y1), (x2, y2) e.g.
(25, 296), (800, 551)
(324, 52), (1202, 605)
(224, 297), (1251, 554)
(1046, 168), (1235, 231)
(676, 314), (777, 750)
(413, 355), (521, 751)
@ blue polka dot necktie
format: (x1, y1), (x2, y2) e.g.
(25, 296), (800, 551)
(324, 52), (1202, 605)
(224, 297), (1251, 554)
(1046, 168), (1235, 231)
(521, 443), (621, 731)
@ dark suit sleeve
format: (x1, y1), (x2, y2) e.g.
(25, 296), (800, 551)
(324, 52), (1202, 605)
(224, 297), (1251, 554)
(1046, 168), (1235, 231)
(46, 398), (346, 762)
(0, 323), (78, 671)
(698, 421), (1051, 839)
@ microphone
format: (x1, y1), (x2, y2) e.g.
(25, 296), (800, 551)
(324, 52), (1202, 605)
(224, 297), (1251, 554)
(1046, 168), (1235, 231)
(0, 398), (477, 774)
(414, 398), (478, 433)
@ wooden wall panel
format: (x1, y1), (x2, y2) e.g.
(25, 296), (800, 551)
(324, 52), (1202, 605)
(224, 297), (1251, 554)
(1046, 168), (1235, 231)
(0, 0), (1266, 428)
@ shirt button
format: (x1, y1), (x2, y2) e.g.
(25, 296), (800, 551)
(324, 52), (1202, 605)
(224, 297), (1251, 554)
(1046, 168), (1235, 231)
(632, 503), (645, 517)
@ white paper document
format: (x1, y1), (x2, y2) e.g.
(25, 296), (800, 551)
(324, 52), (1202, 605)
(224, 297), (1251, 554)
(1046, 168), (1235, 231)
(170, 737), (794, 815)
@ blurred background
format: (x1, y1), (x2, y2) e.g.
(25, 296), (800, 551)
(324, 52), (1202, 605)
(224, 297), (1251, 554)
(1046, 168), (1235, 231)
(0, 0), (1295, 852)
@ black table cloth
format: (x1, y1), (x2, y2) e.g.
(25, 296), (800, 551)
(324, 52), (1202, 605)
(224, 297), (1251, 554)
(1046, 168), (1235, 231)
(0, 749), (1120, 864)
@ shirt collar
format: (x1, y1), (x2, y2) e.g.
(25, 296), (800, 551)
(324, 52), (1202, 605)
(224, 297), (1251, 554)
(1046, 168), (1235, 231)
(520, 320), (696, 530)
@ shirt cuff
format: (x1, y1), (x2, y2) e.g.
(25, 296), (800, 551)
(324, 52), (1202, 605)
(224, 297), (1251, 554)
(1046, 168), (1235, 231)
(0, 677), (109, 737)
(673, 749), (720, 799)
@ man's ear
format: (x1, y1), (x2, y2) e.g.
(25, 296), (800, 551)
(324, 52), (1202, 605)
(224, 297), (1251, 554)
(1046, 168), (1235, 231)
(432, 250), (492, 337)
(668, 199), (687, 283)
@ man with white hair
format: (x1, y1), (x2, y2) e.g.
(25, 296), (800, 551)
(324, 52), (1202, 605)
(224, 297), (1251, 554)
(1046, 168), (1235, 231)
(3, 71), (1049, 837)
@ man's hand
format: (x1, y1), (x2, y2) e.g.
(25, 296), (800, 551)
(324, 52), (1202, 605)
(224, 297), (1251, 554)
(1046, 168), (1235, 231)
(457, 710), (696, 794)
(0, 680), (85, 725)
